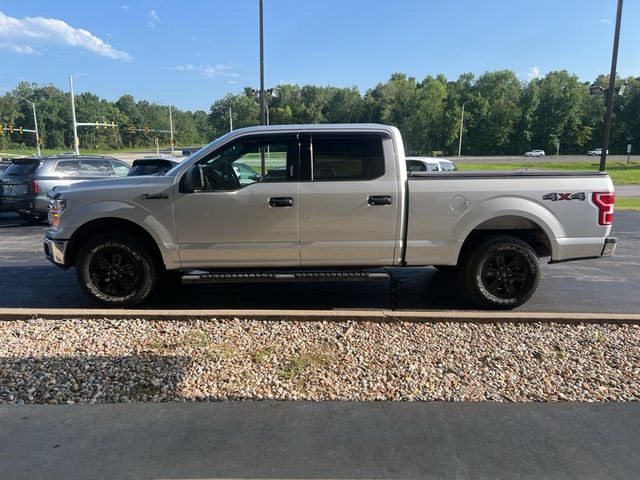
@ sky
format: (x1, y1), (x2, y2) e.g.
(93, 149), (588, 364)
(0, 0), (638, 112)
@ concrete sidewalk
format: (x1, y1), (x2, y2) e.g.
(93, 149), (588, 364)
(1, 307), (639, 323)
(1, 402), (638, 480)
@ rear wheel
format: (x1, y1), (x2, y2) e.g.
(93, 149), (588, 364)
(75, 234), (158, 307)
(462, 235), (540, 309)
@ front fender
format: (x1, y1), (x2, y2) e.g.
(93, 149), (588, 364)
(51, 199), (179, 269)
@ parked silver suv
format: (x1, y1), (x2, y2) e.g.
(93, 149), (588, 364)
(0, 155), (130, 222)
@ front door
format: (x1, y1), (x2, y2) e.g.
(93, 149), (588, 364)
(173, 134), (301, 269)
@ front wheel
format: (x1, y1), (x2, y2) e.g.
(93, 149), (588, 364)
(75, 234), (158, 307)
(462, 235), (541, 309)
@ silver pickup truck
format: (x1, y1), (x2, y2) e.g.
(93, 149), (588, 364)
(44, 124), (617, 308)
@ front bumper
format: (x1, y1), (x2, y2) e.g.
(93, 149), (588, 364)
(44, 236), (68, 268)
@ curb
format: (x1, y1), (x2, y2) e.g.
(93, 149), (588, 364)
(0, 308), (639, 324)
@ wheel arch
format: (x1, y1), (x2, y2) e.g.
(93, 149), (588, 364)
(455, 213), (557, 265)
(65, 217), (166, 270)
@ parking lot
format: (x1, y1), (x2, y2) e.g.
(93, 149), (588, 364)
(1, 210), (638, 313)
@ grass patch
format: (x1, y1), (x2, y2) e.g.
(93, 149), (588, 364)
(180, 330), (235, 359)
(278, 351), (334, 380)
(251, 345), (278, 364)
(1, 146), (176, 157)
(616, 198), (640, 211)
(458, 161), (640, 185)
(145, 336), (169, 353)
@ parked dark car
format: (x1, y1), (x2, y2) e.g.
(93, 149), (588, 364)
(0, 160), (11, 176)
(0, 155), (130, 222)
(127, 157), (179, 176)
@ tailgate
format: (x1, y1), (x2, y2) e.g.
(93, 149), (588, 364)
(0, 160), (40, 196)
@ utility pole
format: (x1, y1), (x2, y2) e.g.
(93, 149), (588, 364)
(600, 0), (624, 172)
(20, 98), (41, 156)
(259, 0), (266, 126)
(229, 107), (233, 131)
(169, 105), (174, 155)
(69, 74), (80, 155)
(258, 0), (266, 176)
(458, 100), (469, 157)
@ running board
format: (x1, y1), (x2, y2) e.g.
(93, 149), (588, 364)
(181, 270), (390, 284)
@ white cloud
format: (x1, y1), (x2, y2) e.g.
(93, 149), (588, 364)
(148, 10), (160, 29)
(0, 43), (39, 55)
(0, 10), (130, 60)
(169, 63), (239, 79)
(600, 18), (612, 23)
(121, 5), (129, 10)
(527, 66), (542, 80)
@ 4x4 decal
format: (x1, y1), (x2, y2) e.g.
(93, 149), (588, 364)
(543, 192), (586, 201)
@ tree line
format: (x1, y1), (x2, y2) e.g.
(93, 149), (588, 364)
(1, 70), (638, 155)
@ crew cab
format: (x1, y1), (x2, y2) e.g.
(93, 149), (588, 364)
(44, 124), (617, 309)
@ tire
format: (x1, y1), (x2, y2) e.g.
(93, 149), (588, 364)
(75, 233), (158, 307)
(462, 235), (541, 309)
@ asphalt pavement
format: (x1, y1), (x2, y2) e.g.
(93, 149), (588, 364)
(452, 154), (640, 164)
(0, 211), (638, 313)
(1, 402), (639, 480)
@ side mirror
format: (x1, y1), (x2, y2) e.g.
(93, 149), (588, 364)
(182, 164), (205, 192)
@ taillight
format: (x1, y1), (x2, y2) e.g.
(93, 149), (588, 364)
(28, 180), (39, 195)
(592, 192), (615, 226)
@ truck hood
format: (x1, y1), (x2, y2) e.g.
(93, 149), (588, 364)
(49, 175), (175, 198)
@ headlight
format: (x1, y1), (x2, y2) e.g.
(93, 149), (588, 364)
(48, 199), (66, 228)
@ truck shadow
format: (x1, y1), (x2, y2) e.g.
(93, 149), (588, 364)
(0, 265), (476, 310)
(0, 354), (191, 403)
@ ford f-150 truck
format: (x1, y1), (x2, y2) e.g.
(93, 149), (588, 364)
(44, 124), (617, 308)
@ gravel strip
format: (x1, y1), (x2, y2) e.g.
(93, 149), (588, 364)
(1, 318), (639, 403)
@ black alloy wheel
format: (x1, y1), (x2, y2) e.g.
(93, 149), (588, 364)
(88, 247), (143, 297)
(75, 234), (158, 307)
(462, 235), (541, 309)
(480, 250), (529, 299)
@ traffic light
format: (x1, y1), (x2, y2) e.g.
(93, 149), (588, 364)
(128, 126), (135, 134)
(143, 127), (149, 134)
(9, 125), (14, 134)
(19, 127), (23, 135)
(0, 123), (3, 135)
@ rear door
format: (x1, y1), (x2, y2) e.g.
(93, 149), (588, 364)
(298, 133), (400, 266)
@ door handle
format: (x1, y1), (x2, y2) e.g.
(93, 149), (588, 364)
(269, 197), (294, 207)
(368, 195), (392, 206)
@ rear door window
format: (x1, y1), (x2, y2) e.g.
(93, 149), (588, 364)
(407, 160), (426, 172)
(79, 160), (112, 177)
(54, 160), (80, 176)
(109, 160), (130, 177)
(309, 135), (385, 181)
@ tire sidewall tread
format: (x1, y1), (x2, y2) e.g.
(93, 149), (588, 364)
(75, 233), (157, 307)
(462, 235), (541, 309)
